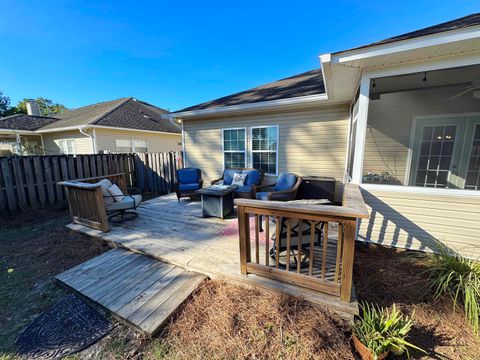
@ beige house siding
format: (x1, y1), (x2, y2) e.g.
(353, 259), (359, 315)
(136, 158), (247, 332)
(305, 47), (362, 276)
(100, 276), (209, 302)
(183, 106), (350, 200)
(364, 85), (480, 184)
(359, 188), (480, 258)
(94, 128), (181, 153)
(42, 130), (93, 155)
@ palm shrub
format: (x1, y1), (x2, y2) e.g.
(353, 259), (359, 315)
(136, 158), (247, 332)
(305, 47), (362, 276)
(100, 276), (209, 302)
(422, 241), (480, 334)
(351, 302), (424, 359)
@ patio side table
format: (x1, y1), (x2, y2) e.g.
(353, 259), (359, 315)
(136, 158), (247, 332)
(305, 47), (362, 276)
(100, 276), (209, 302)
(196, 185), (238, 219)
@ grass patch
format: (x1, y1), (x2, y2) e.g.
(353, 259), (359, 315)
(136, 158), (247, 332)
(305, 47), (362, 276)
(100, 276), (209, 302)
(0, 208), (109, 356)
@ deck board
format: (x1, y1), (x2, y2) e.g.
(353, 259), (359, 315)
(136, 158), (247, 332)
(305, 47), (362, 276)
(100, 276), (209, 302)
(56, 248), (206, 335)
(66, 193), (358, 318)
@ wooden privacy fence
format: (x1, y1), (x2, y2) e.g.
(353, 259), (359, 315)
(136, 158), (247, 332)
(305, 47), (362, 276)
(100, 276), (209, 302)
(235, 184), (369, 303)
(0, 151), (182, 215)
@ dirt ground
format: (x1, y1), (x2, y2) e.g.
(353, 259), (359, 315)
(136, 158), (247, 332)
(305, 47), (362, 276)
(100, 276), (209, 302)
(0, 208), (109, 355)
(1, 209), (480, 359)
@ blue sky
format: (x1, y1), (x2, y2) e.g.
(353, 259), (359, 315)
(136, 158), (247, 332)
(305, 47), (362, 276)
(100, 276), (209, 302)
(0, 1), (478, 111)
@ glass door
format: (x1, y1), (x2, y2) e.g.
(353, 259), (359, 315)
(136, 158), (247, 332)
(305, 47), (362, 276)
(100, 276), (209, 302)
(410, 117), (467, 188)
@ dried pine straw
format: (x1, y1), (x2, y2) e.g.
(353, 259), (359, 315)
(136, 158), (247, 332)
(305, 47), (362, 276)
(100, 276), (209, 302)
(150, 280), (354, 360)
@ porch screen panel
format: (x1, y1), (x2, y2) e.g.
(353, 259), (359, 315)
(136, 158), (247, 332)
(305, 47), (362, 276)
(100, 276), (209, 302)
(251, 126), (278, 175)
(465, 124), (480, 190)
(415, 125), (456, 188)
(223, 128), (246, 168)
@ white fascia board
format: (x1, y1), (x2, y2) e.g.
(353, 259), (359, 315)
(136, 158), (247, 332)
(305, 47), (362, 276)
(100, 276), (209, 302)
(0, 129), (38, 135)
(161, 93), (329, 119)
(319, 53), (333, 99)
(332, 25), (480, 64)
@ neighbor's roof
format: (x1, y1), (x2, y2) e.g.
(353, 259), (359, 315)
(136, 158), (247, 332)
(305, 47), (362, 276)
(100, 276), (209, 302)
(335, 13), (480, 54)
(174, 68), (325, 113)
(0, 98), (181, 134)
(0, 114), (58, 131)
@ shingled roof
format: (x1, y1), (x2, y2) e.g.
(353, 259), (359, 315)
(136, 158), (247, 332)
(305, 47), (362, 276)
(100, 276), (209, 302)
(0, 98), (180, 134)
(0, 114), (58, 131)
(174, 68), (325, 113)
(336, 13), (480, 54)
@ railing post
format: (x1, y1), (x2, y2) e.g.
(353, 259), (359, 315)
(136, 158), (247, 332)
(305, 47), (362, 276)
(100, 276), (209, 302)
(340, 219), (356, 302)
(238, 205), (250, 274)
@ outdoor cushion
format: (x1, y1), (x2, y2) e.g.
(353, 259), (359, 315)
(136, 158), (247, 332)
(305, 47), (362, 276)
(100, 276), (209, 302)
(179, 183), (201, 191)
(223, 169), (237, 185)
(231, 173), (247, 186)
(242, 169), (261, 186)
(274, 173), (297, 191)
(255, 192), (270, 201)
(178, 168), (199, 184)
(108, 184), (125, 202)
(99, 179), (114, 206)
(234, 185), (253, 193)
(106, 194), (142, 212)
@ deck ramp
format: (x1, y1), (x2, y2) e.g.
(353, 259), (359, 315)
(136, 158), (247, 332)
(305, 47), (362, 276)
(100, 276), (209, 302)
(55, 248), (206, 336)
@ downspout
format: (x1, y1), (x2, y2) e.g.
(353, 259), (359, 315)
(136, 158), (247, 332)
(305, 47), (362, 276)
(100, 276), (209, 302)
(40, 134), (46, 155)
(168, 117), (185, 167)
(79, 126), (97, 154)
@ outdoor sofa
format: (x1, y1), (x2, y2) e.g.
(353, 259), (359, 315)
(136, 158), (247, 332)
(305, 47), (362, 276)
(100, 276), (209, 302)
(211, 168), (264, 199)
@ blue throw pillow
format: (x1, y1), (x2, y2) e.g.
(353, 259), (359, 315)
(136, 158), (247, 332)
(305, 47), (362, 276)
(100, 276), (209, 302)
(274, 173), (297, 191)
(223, 169), (237, 185)
(242, 169), (261, 186)
(178, 168), (199, 184)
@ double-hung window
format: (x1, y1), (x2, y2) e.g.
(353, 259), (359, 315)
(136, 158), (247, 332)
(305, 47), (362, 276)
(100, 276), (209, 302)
(133, 139), (148, 153)
(115, 139), (132, 153)
(223, 128), (246, 168)
(251, 126), (278, 175)
(56, 139), (76, 155)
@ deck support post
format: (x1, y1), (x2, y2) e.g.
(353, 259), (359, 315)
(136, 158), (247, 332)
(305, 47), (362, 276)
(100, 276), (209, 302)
(340, 219), (356, 302)
(238, 205), (250, 275)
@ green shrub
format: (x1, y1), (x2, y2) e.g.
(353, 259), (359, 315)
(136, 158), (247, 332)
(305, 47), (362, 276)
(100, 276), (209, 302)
(351, 302), (424, 359)
(423, 242), (480, 334)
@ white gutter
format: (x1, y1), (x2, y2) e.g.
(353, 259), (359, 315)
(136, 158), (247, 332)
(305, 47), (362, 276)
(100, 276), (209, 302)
(162, 93), (330, 119)
(79, 126), (97, 154)
(36, 124), (181, 136)
(0, 129), (38, 135)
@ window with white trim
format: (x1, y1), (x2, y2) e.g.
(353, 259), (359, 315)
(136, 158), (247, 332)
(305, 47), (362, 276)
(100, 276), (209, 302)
(223, 128), (246, 168)
(133, 139), (148, 153)
(115, 139), (132, 153)
(251, 126), (278, 175)
(55, 139), (76, 155)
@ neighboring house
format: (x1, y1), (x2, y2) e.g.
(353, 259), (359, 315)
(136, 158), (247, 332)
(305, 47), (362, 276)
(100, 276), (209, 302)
(164, 13), (480, 257)
(0, 97), (181, 156)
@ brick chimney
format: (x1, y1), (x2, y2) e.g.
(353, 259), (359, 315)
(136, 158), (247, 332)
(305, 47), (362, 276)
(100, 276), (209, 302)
(26, 99), (41, 116)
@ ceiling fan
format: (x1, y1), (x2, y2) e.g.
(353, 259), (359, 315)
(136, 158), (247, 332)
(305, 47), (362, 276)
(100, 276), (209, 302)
(449, 76), (480, 100)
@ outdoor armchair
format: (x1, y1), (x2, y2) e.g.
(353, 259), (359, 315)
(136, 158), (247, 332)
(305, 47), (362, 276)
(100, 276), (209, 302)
(175, 168), (203, 201)
(254, 172), (302, 201)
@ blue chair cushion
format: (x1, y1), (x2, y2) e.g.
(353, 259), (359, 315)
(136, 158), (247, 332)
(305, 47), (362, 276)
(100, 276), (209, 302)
(178, 168), (199, 184)
(234, 185), (253, 194)
(242, 169), (261, 186)
(179, 183), (201, 191)
(223, 169), (237, 185)
(255, 192), (270, 201)
(274, 173), (297, 191)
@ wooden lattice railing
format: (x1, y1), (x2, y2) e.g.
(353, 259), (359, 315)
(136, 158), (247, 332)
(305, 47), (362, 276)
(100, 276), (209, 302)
(235, 184), (369, 303)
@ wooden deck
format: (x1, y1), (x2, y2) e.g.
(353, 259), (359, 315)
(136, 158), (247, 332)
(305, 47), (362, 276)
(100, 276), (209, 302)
(56, 248), (206, 335)
(67, 194), (358, 318)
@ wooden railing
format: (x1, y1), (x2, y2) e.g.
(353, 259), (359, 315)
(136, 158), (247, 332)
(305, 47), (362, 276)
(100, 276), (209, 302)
(235, 183), (369, 303)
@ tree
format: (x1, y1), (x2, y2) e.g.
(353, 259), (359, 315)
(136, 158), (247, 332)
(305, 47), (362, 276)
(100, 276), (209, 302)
(0, 90), (11, 116)
(16, 97), (69, 116)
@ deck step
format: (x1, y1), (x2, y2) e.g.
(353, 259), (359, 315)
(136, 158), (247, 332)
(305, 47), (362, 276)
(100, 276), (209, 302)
(56, 248), (207, 336)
